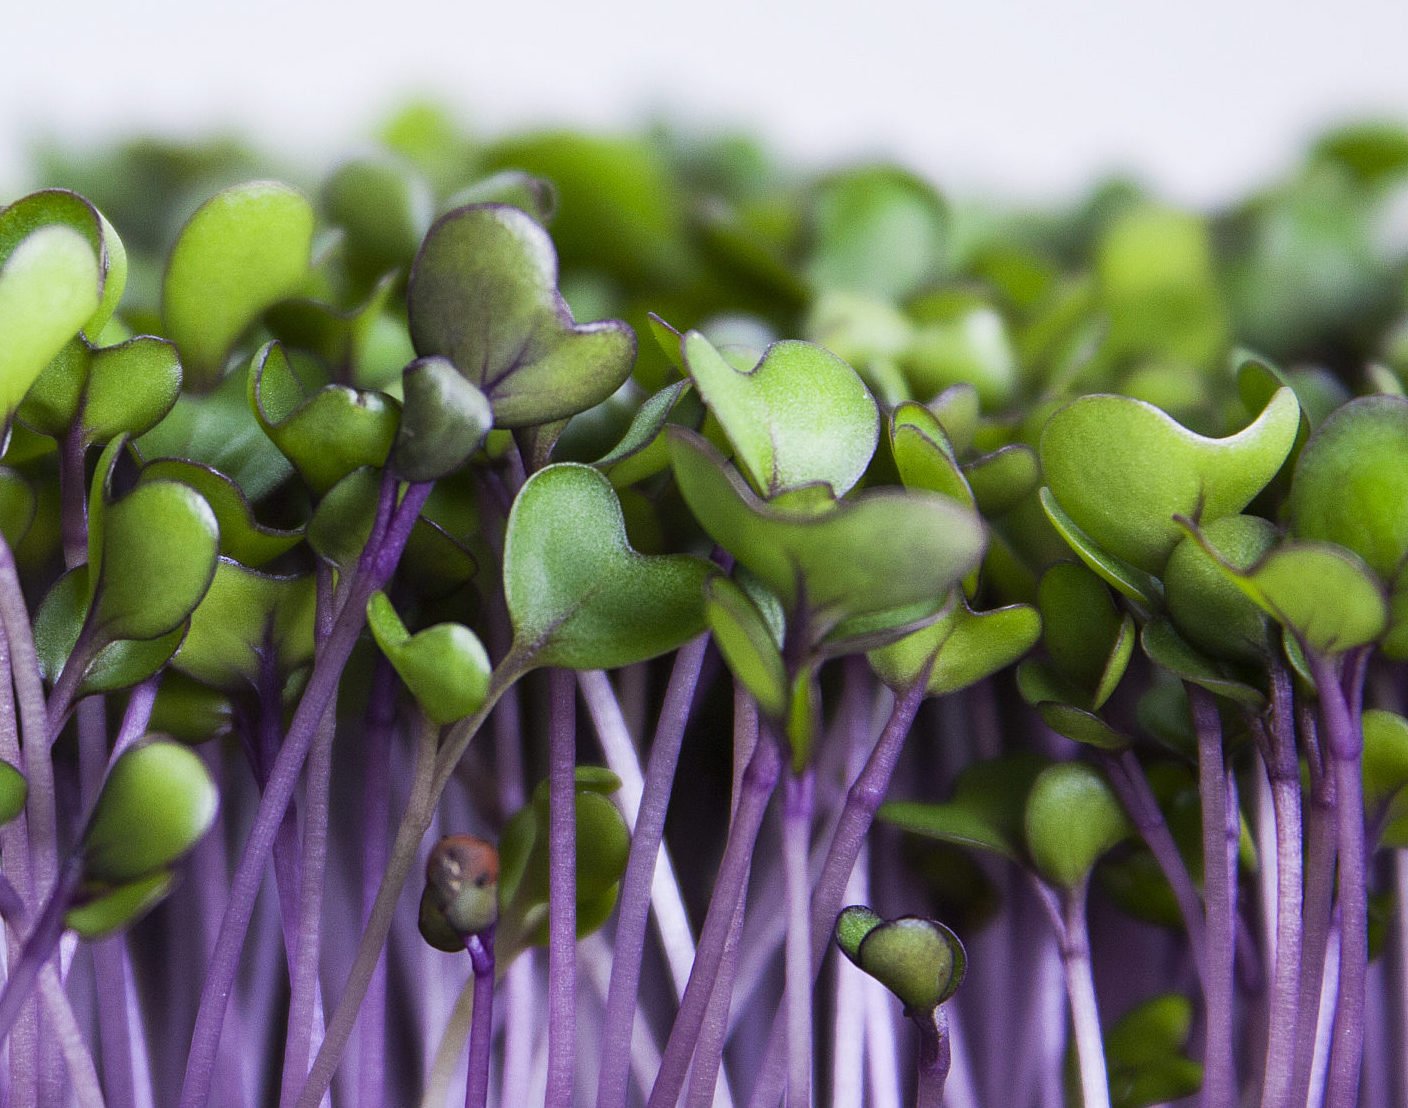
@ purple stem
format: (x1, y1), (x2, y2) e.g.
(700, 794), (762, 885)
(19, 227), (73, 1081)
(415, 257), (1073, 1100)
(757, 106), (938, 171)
(78, 697), (137, 1108)
(279, 704), (336, 1107)
(58, 423), (86, 570)
(682, 689), (759, 1108)
(1259, 664), (1304, 1108)
(112, 677), (158, 765)
(1289, 695), (1338, 1108)
(1102, 747), (1209, 983)
(1313, 650), (1370, 1108)
(1057, 877), (1110, 1108)
(179, 478), (430, 1108)
(913, 1007), (951, 1108)
(546, 669), (578, 1107)
(782, 768), (815, 1108)
(0, 857), (81, 1048)
(747, 675), (930, 1108)
(596, 634), (710, 1108)
(0, 635), (38, 1108)
(356, 655), (397, 1108)
(648, 736), (783, 1108)
(1188, 685), (1237, 1108)
(464, 931), (496, 1108)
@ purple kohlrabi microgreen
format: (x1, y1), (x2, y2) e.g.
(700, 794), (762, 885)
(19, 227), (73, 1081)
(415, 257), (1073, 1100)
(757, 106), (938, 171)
(545, 669), (578, 1108)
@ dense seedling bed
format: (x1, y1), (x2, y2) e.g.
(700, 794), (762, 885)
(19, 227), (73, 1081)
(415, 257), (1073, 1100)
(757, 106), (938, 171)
(1, 107), (1407, 1106)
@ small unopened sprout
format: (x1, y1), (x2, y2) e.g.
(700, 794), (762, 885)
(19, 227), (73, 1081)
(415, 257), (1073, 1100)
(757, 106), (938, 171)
(425, 834), (499, 939)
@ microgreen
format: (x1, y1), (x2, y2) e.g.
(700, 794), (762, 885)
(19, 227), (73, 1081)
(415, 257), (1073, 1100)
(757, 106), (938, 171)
(0, 112), (1404, 1108)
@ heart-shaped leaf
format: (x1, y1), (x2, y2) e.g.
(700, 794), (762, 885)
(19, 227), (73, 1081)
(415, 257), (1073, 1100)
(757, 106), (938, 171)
(367, 592), (490, 724)
(836, 908), (967, 1013)
(964, 446), (1040, 517)
(389, 357), (493, 482)
(1025, 762), (1132, 888)
(881, 754), (1050, 860)
(669, 429), (984, 637)
(163, 181), (315, 386)
(678, 330), (878, 497)
(1290, 396), (1408, 583)
(0, 225), (101, 418)
(1178, 522), (1388, 655)
(1040, 387), (1299, 574)
(173, 560), (315, 691)
(1139, 620), (1265, 708)
(503, 463), (711, 669)
(408, 204), (635, 428)
(869, 596), (1040, 697)
(250, 342), (399, 494)
(890, 402), (975, 508)
(80, 741), (218, 886)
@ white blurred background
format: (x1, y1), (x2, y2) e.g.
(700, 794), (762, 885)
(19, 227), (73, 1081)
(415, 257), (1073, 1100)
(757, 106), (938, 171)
(3, 0), (1408, 204)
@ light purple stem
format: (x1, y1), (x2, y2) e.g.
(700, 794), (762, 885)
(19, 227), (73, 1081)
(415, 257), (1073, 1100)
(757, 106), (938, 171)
(0, 858), (81, 1047)
(596, 634), (710, 1108)
(783, 768), (815, 1108)
(1058, 878), (1110, 1108)
(546, 669), (578, 1108)
(58, 424), (86, 570)
(1188, 684), (1237, 1108)
(1259, 665), (1303, 1108)
(682, 689), (759, 1108)
(112, 677), (159, 765)
(356, 655), (397, 1108)
(179, 478), (431, 1108)
(279, 703), (336, 1107)
(648, 737), (783, 1108)
(1289, 696), (1337, 1108)
(747, 676), (929, 1108)
(0, 635), (37, 1108)
(465, 931), (496, 1108)
(1102, 748), (1208, 983)
(913, 1007), (951, 1108)
(1314, 651), (1369, 1108)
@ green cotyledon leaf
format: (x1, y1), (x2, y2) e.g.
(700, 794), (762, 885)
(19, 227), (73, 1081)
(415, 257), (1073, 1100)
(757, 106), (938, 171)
(503, 463), (711, 670)
(407, 204), (635, 428)
(1040, 387), (1299, 575)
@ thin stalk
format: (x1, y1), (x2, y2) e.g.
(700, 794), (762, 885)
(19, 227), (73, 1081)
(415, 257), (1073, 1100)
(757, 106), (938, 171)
(112, 677), (158, 765)
(782, 768), (815, 1108)
(465, 931), (496, 1108)
(546, 669), (578, 1108)
(58, 424), (87, 569)
(278, 703), (336, 1108)
(1188, 684), (1237, 1108)
(79, 697), (137, 1108)
(912, 1007), (950, 1108)
(594, 634), (710, 1108)
(421, 971), (476, 1108)
(1259, 663), (1303, 1108)
(37, 961), (103, 1108)
(0, 857), (81, 1047)
(294, 663), (522, 1108)
(179, 477), (430, 1108)
(357, 655), (397, 1108)
(579, 667), (697, 999)
(1102, 748), (1208, 982)
(1288, 695), (1337, 1108)
(1058, 877), (1111, 1108)
(648, 737), (783, 1108)
(1313, 650), (1370, 1108)
(0, 634), (38, 1108)
(747, 675), (930, 1108)
(682, 689), (759, 1108)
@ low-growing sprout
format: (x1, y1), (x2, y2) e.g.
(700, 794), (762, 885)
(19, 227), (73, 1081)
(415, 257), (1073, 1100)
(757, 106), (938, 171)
(366, 592), (491, 725)
(834, 906), (966, 1015)
(419, 835), (499, 951)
